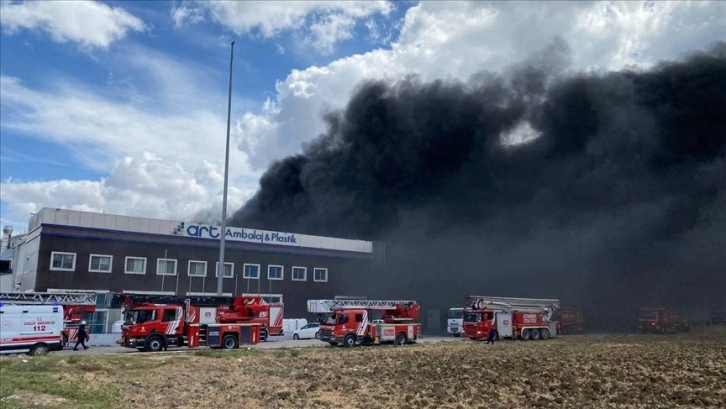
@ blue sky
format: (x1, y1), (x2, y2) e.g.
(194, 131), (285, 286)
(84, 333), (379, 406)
(1, 0), (723, 235)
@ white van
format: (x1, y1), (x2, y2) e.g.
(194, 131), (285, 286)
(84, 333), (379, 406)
(0, 304), (64, 356)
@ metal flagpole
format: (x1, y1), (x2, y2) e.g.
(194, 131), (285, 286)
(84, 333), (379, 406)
(218, 41), (235, 296)
(160, 249), (167, 292)
(175, 257), (181, 295)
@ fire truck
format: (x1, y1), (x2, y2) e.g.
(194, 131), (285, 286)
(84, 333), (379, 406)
(638, 306), (689, 334)
(307, 299), (422, 347)
(117, 293), (280, 352)
(0, 291), (97, 348)
(462, 295), (560, 341)
(552, 307), (585, 335)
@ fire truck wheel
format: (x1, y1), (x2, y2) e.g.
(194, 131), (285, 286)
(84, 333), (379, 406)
(145, 336), (165, 352)
(344, 334), (356, 347)
(540, 328), (550, 340)
(395, 333), (408, 345)
(521, 329), (531, 341)
(29, 343), (49, 356)
(531, 329), (541, 341)
(222, 334), (238, 349)
(62, 335), (68, 348)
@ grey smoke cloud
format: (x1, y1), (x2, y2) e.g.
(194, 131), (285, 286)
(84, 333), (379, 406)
(231, 41), (726, 329)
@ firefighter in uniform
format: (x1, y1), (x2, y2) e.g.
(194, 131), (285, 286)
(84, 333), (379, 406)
(74, 321), (89, 350)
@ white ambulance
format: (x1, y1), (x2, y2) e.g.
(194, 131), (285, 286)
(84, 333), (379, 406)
(0, 304), (64, 356)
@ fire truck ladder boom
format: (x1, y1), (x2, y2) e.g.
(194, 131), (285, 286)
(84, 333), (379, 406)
(115, 293), (244, 308)
(466, 295), (561, 313)
(0, 291), (97, 305)
(307, 299), (417, 313)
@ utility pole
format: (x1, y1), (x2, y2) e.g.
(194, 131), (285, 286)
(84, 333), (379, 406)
(218, 41), (235, 296)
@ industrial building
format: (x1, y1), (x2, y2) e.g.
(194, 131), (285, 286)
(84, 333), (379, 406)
(0, 208), (385, 334)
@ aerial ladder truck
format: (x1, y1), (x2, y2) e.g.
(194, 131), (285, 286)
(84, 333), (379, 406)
(116, 293), (282, 352)
(307, 299), (421, 347)
(0, 291), (97, 348)
(462, 295), (561, 341)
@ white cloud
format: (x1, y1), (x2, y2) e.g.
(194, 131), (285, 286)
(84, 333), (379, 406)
(236, 0), (726, 170)
(170, 2), (206, 28)
(0, 0), (146, 49)
(172, 1), (393, 54)
(0, 44), (261, 231)
(1, 152), (251, 231)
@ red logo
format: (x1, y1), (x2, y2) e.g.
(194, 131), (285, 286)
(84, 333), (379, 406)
(503, 320), (509, 325)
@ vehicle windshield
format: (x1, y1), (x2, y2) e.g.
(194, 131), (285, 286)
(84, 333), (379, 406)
(464, 312), (482, 323)
(124, 309), (157, 325)
(448, 309), (463, 319)
(639, 310), (659, 320)
(321, 314), (336, 325)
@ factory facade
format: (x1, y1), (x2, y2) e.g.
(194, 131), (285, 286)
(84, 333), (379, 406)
(1, 208), (385, 333)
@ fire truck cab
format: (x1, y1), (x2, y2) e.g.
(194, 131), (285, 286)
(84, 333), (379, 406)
(462, 295), (560, 341)
(308, 299), (421, 347)
(118, 294), (270, 352)
(553, 307), (585, 335)
(638, 307), (689, 334)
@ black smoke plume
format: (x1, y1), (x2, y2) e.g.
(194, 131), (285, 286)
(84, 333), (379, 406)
(231, 41), (726, 330)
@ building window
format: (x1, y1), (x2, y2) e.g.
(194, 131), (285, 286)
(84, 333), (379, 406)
(188, 261), (207, 277)
(267, 265), (283, 281)
(50, 252), (75, 271)
(86, 310), (108, 335)
(89, 254), (112, 273)
(157, 258), (177, 276)
(215, 262), (234, 278)
(265, 295), (283, 303)
(291, 266), (306, 281)
(124, 257), (146, 275)
(313, 267), (328, 282)
(243, 264), (260, 279)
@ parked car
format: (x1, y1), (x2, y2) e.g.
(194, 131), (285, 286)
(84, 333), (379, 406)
(292, 322), (320, 340)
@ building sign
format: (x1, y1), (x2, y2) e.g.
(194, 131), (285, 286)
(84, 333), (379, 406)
(171, 222), (371, 253)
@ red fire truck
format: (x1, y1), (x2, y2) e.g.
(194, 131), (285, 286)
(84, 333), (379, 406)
(0, 291), (97, 348)
(553, 307), (585, 335)
(307, 299), (421, 347)
(117, 294), (279, 352)
(638, 306), (689, 334)
(462, 295), (560, 341)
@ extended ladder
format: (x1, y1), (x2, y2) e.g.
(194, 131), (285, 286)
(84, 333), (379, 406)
(0, 291), (97, 306)
(465, 295), (560, 320)
(115, 293), (240, 307)
(307, 299), (417, 313)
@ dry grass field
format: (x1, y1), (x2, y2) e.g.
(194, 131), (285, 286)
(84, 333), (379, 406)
(1, 328), (725, 409)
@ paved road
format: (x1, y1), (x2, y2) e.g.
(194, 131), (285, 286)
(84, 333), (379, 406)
(53, 335), (463, 356)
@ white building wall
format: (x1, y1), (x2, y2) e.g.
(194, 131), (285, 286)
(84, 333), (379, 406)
(13, 230), (42, 292)
(30, 207), (374, 253)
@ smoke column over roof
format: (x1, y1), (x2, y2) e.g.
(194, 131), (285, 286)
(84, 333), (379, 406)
(231, 41), (726, 329)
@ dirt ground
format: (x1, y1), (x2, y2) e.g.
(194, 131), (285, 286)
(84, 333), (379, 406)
(1, 328), (725, 409)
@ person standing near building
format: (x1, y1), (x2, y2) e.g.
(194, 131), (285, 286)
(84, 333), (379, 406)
(73, 321), (89, 351)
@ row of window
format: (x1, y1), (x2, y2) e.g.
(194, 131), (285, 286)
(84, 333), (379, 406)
(50, 252), (329, 282)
